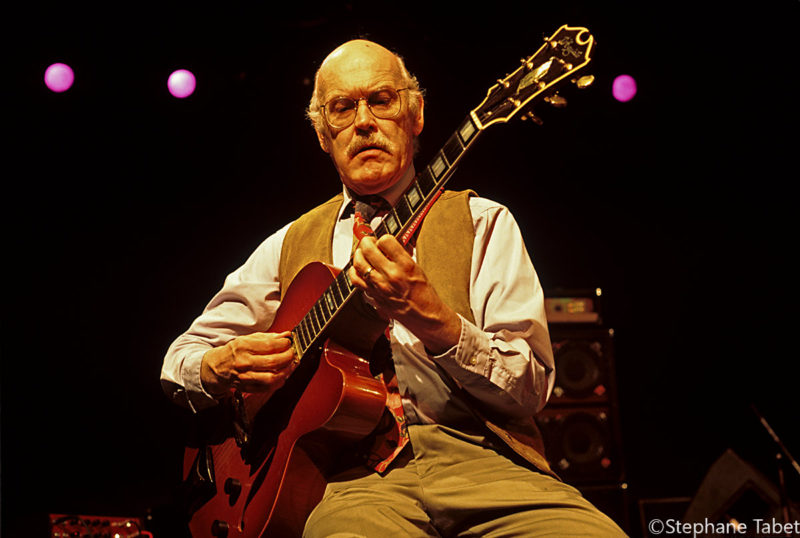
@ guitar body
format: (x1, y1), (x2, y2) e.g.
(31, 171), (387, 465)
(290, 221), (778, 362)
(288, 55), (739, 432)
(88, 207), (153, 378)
(184, 262), (388, 538)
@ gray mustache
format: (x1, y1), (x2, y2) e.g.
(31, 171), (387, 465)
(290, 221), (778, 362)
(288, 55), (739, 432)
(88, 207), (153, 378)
(348, 136), (392, 158)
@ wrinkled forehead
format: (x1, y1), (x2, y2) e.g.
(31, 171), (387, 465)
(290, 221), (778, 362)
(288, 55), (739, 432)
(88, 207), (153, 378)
(317, 41), (405, 99)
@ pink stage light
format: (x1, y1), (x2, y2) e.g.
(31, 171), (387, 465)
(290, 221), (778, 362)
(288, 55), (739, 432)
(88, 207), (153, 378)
(612, 74), (637, 102)
(167, 69), (196, 98)
(44, 63), (75, 93)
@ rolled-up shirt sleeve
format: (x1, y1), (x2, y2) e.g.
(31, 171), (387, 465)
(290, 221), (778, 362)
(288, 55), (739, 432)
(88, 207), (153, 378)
(431, 199), (554, 418)
(160, 222), (291, 411)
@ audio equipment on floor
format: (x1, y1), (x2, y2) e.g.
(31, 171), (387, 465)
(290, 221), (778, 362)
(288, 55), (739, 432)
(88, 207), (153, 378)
(683, 449), (799, 530)
(49, 514), (150, 538)
(539, 288), (624, 485)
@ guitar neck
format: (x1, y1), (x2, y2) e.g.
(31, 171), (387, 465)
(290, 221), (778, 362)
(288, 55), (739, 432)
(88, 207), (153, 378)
(290, 115), (483, 359)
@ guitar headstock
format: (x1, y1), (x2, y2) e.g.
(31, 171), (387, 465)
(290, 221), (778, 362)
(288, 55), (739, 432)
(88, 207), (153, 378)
(471, 25), (596, 128)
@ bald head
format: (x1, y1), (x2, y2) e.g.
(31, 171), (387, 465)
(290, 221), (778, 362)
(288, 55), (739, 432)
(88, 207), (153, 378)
(318, 40), (398, 87)
(307, 39), (423, 134)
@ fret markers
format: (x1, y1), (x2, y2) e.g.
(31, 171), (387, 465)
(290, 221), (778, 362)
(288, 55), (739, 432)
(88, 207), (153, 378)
(458, 117), (477, 145)
(431, 154), (447, 179)
(384, 212), (400, 234)
(406, 183), (422, 209)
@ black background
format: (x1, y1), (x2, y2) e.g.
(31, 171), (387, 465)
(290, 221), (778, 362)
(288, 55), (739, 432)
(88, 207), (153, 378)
(3, 2), (798, 536)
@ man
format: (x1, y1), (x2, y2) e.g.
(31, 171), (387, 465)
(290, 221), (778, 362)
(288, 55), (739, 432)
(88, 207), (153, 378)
(162, 39), (626, 536)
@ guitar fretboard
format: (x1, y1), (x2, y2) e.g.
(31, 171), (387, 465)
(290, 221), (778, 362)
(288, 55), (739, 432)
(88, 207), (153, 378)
(291, 115), (481, 357)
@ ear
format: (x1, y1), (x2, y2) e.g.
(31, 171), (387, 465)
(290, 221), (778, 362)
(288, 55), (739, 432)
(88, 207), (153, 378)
(315, 126), (331, 153)
(412, 94), (424, 136)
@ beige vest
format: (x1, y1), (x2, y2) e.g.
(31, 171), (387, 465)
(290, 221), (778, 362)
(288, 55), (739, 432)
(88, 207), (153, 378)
(277, 190), (555, 476)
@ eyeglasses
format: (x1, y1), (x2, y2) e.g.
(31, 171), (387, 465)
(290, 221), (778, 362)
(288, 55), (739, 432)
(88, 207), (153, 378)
(321, 88), (410, 129)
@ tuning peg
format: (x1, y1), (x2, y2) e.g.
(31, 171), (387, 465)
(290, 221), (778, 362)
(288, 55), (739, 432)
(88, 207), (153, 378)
(572, 74), (595, 89)
(520, 111), (543, 125)
(544, 93), (567, 108)
(554, 57), (573, 71)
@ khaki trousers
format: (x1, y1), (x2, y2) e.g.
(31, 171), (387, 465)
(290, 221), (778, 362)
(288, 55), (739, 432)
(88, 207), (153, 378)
(303, 424), (627, 537)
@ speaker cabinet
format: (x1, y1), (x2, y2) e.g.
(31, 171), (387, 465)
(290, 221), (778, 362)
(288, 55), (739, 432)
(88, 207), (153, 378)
(550, 327), (615, 406)
(536, 325), (625, 486)
(536, 405), (623, 484)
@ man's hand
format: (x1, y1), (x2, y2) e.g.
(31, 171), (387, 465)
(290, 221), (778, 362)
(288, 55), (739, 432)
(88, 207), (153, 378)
(200, 331), (297, 398)
(349, 235), (462, 355)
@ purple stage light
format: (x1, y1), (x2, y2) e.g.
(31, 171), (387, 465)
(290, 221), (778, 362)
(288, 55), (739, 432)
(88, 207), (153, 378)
(44, 63), (75, 93)
(612, 74), (637, 102)
(167, 69), (196, 98)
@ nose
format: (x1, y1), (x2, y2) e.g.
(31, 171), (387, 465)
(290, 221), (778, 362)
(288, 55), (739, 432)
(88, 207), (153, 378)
(353, 98), (376, 131)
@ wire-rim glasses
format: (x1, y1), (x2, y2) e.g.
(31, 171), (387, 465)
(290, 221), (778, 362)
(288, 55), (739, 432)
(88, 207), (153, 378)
(321, 88), (410, 129)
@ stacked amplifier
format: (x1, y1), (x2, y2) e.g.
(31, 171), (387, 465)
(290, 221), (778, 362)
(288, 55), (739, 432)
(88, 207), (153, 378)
(538, 288), (630, 530)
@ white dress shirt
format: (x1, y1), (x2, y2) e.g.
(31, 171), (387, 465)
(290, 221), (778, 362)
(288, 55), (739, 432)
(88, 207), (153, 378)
(161, 191), (554, 429)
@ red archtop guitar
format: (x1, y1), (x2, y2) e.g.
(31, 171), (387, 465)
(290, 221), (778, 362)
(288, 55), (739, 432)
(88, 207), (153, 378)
(183, 24), (596, 538)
